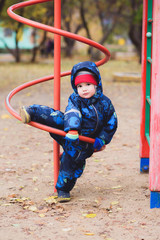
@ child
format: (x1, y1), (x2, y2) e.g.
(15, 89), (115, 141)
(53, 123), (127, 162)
(20, 61), (117, 202)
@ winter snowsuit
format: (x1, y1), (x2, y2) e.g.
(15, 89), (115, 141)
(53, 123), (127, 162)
(27, 61), (117, 193)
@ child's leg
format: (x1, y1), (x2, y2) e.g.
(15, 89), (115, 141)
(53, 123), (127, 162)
(20, 104), (64, 145)
(27, 104), (64, 128)
(56, 143), (94, 193)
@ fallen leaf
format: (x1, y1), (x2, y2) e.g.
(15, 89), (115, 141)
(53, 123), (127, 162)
(85, 232), (94, 236)
(16, 198), (24, 203)
(94, 159), (100, 162)
(111, 185), (122, 189)
(23, 206), (29, 210)
(32, 177), (38, 182)
(44, 196), (58, 204)
(1, 114), (11, 119)
(117, 207), (122, 211)
(28, 206), (38, 212)
(2, 203), (12, 206)
(26, 92), (31, 97)
(78, 198), (85, 201)
(110, 201), (119, 206)
(62, 228), (71, 232)
(39, 214), (45, 218)
(85, 213), (97, 218)
(12, 224), (20, 228)
(95, 199), (100, 204)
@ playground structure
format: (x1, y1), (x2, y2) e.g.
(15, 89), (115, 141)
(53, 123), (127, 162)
(5, 0), (160, 209)
(140, 0), (160, 208)
(5, 0), (110, 193)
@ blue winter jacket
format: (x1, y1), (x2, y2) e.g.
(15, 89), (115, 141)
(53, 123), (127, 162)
(64, 61), (117, 144)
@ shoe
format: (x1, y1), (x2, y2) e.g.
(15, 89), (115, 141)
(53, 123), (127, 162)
(57, 190), (71, 202)
(20, 106), (31, 123)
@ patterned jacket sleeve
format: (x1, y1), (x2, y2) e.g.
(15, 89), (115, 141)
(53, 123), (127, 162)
(98, 98), (118, 144)
(64, 94), (82, 132)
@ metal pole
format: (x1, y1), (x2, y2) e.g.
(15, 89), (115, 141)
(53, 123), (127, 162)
(139, 0), (150, 172)
(53, 0), (61, 192)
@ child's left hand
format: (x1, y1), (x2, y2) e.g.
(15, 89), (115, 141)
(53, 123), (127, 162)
(65, 130), (79, 142)
(93, 138), (105, 151)
(64, 130), (79, 157)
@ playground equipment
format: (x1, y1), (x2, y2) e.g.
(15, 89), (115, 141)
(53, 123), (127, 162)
(140, 0), (160, 208)
(6, 0), (159, 209)
(5, 0), (110, 192)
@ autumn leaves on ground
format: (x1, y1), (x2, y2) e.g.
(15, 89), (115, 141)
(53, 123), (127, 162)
(0, 59), (160, 240)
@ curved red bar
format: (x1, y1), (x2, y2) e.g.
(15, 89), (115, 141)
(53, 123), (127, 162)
(5, 0), (111, 145)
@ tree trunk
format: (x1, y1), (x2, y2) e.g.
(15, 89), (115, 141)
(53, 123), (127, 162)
(15, 30), (20, 62)
(0, 0), (5, 14)
(129, 23), (142, 62)
(63, 38), (75, 57)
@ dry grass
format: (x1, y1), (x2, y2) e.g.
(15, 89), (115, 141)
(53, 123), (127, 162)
(0, 57), (141, 90)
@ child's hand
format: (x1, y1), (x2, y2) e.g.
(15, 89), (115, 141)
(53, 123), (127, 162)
(93, 138), (105, 151)
(65, 130), (79, 141)
(64, 130), (79, 157)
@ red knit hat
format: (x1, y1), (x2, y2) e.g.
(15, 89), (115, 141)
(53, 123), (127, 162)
(75, 71), (97, 86)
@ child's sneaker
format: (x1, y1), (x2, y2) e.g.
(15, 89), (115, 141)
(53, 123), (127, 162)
(57, 190), (71, 202)
(20, 106), (31, 123)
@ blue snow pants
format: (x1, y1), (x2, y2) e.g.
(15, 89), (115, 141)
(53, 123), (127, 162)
(28, 104), (94, 192)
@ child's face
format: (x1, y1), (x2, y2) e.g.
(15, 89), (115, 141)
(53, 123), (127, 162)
(77, 82), (96, 98)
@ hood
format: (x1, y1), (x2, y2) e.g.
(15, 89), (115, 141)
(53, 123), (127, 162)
(71, 61), (103, 98)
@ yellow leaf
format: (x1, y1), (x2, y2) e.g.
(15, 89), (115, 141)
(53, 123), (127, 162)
(21, 197), (29, 201)
(26, 92), (31, 97)
(23, 206), (29, 210)
(16, 198), (24, 203)
(94, 159), (100, 162)
(28, 206), (38, 212)
(85, 232), (94, 236)
(62, 228), (71, 232)
(39, 214), (45, 218)
(111, 201), (119, 206)
(111, 185), (122, 189)
(1, 114), (11, 119)
(44, 196), (58, 204)
(33, 177), (38, 182)
(117, 207), (122, 211)
(85, 213), (96, 218)
(2, 203), (11, 206)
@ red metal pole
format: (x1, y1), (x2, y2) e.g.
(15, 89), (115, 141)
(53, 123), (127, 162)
(139, 0), (150, 160)
(53, 0), (61, 192)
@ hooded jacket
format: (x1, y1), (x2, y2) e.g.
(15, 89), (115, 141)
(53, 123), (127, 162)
(64, 61), (117, 145)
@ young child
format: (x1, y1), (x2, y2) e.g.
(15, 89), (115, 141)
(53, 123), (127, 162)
(20, 61), (117, 202)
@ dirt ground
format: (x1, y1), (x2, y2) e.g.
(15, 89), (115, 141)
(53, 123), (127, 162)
(0, 66), (160, 240)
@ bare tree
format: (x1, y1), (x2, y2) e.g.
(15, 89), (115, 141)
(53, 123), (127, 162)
(79, 0), (143, 61)
(0, 0), (5, 15)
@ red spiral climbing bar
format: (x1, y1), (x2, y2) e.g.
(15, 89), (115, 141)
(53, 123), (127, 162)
(5, 0), (110, 143)
(5, 0), (111, 191)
